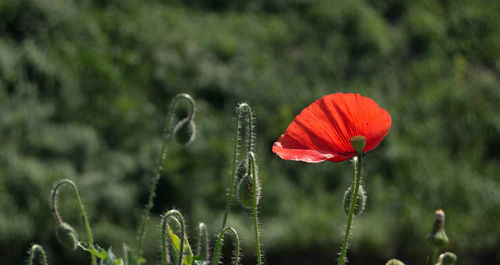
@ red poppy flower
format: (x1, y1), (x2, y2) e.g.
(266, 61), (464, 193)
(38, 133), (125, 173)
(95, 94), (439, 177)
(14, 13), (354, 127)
(272, 93), (391, 163)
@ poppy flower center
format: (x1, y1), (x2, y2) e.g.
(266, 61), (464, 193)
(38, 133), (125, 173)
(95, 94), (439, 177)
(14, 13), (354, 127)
(350, 135), (366, 154)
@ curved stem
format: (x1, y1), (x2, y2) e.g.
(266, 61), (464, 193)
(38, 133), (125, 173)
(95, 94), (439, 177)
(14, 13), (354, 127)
(221, 103), (254, 230)
(50, 179), (96, 265)
(337, 154), (363, 265)
(28, 244), (48, 265)
(161, 210), (186, 265)
(211, 226), (240, 265)
(196, 222), (209, 262)
(136, 93), (195, 258)
(249, 152), (263, 265)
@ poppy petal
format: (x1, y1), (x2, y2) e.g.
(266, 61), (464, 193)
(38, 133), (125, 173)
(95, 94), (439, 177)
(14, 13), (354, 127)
(272, 93), (391, 163)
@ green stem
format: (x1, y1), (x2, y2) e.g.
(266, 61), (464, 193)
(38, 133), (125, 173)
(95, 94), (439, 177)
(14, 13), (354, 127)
(51, 179), (97, 265)
(221, 103), (253, 230)
(337, 154), (363, 265)
(136, 93), (195, 258)
(196, 222), (209, 263)
(431, 247), (438, 265)
(211, 226), (240, 265)
(249, 152), (263, 265)
(28, 244), (48, 265)
(161, 210), (185, 265)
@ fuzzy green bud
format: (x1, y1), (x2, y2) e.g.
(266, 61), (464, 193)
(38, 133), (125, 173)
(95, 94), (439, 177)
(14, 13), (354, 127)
(56, 222), (78, 250)
(343, 185), (366, 216)
(386, 259), (405, 265)
(173, 118), (196, 145)
(237, 170), (260, 209)
(436, 252), (457, 265)
(236, 159), (248, 181)
(350, 135), (366, 154)
(427, 209), (449, 249)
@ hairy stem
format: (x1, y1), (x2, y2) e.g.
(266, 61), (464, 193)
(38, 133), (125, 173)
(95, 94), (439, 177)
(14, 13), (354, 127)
(196, 222), (209, 263)
(249, 152), (263, 265)
(211, 226), (240, 265)
(337, 154), (363, 265)
(51, 179), (96, 265)
(221, 103), (253, 229)
(136, 94), (195, 258)
(28, 244), (48, 265)
(161, 210), (186, 265)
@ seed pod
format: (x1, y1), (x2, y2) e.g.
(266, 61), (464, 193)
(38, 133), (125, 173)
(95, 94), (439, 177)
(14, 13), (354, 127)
(343, 185), (366, 216)
(386, 259), (405, 265)
(173, 118), (196, 145)
(427, 209), (449, 249)
(56, 222), (78, 250)
(237, 172), (260, 209)
(436, 252), (457, 265)
(350, 135), (366, 154)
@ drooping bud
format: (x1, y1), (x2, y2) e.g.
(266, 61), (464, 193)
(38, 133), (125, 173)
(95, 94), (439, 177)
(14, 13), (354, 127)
(56, 222), (78, 250)
(237, 165), (260, 209)
(386, 259), (405, 265)
(173, 118), (196, 145)
(350, 135), (366, 154)
(427, 209), (449, 249)
(436, 252), (457, 265)
(236, 158), (249, 181)
(343, 185), (367, 216)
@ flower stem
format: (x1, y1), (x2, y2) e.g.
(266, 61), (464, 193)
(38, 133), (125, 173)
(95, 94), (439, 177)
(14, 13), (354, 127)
(337, 154), (363, 265)
(51, 179), (96, 265)
(136, 94), (195, 258)
(249, 152), (263, 265)
(160, 210), (185, 265)
(221, 103), (253, 230)
(211, 226), (240, 265)
(28, 244), (48, 265)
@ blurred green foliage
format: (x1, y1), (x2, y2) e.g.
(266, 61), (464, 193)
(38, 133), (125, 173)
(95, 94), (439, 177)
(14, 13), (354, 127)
(1, 0), (499, 265)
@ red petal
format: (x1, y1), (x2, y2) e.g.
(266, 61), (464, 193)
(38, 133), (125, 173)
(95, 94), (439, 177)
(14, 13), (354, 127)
(272, 93), (391, 163)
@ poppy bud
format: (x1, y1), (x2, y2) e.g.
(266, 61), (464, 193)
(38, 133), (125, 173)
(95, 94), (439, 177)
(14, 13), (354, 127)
(236, 159), (249, 181)
(343, 185), (366, 216)
(173, 118), (196, 145)
(436, 252), (457, 265)
(427, 209), (449, 249)
(56, 222), (78, 250)
(385, 259), (405, 265)
(350, 135), (366, 154)
(237, 170), (260, 209)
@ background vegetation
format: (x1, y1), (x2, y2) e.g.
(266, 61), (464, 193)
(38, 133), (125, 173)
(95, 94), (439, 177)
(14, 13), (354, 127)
(1, 0), (499, 264)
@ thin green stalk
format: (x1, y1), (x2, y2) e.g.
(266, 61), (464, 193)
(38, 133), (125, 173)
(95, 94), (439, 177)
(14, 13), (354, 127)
(28, 244), (48, 265)
(136, 94), (195, 258)
(221, 103), (253, 229)
(51, 179), (96, 265)
(211, 226), (240, 265)
(196, 222), (209, 263)
(161, 210), (185, 265)
(337, 154), (363, 265)
(249, 152), (262, 265)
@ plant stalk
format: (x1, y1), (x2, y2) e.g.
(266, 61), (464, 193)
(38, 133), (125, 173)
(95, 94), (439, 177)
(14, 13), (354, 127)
(337, 154), (363, 265)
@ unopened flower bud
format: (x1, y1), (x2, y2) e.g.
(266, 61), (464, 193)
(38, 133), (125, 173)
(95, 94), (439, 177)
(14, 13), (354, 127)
(343, 185), (366, 216)
(237, 170), (260, 209)
(173, 118), (196, 145)
(386, 259), (405, 265)
(350, 135), (366, 154)
(427, 209), (449, 249)
(436, 252), (457, 265)
(56, 222), (78, 250)
(236, 159), (248, 181)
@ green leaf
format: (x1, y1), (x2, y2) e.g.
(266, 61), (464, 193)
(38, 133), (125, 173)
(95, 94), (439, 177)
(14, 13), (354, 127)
(78, 242), (107, 259)
(167, 226), (194, 265)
